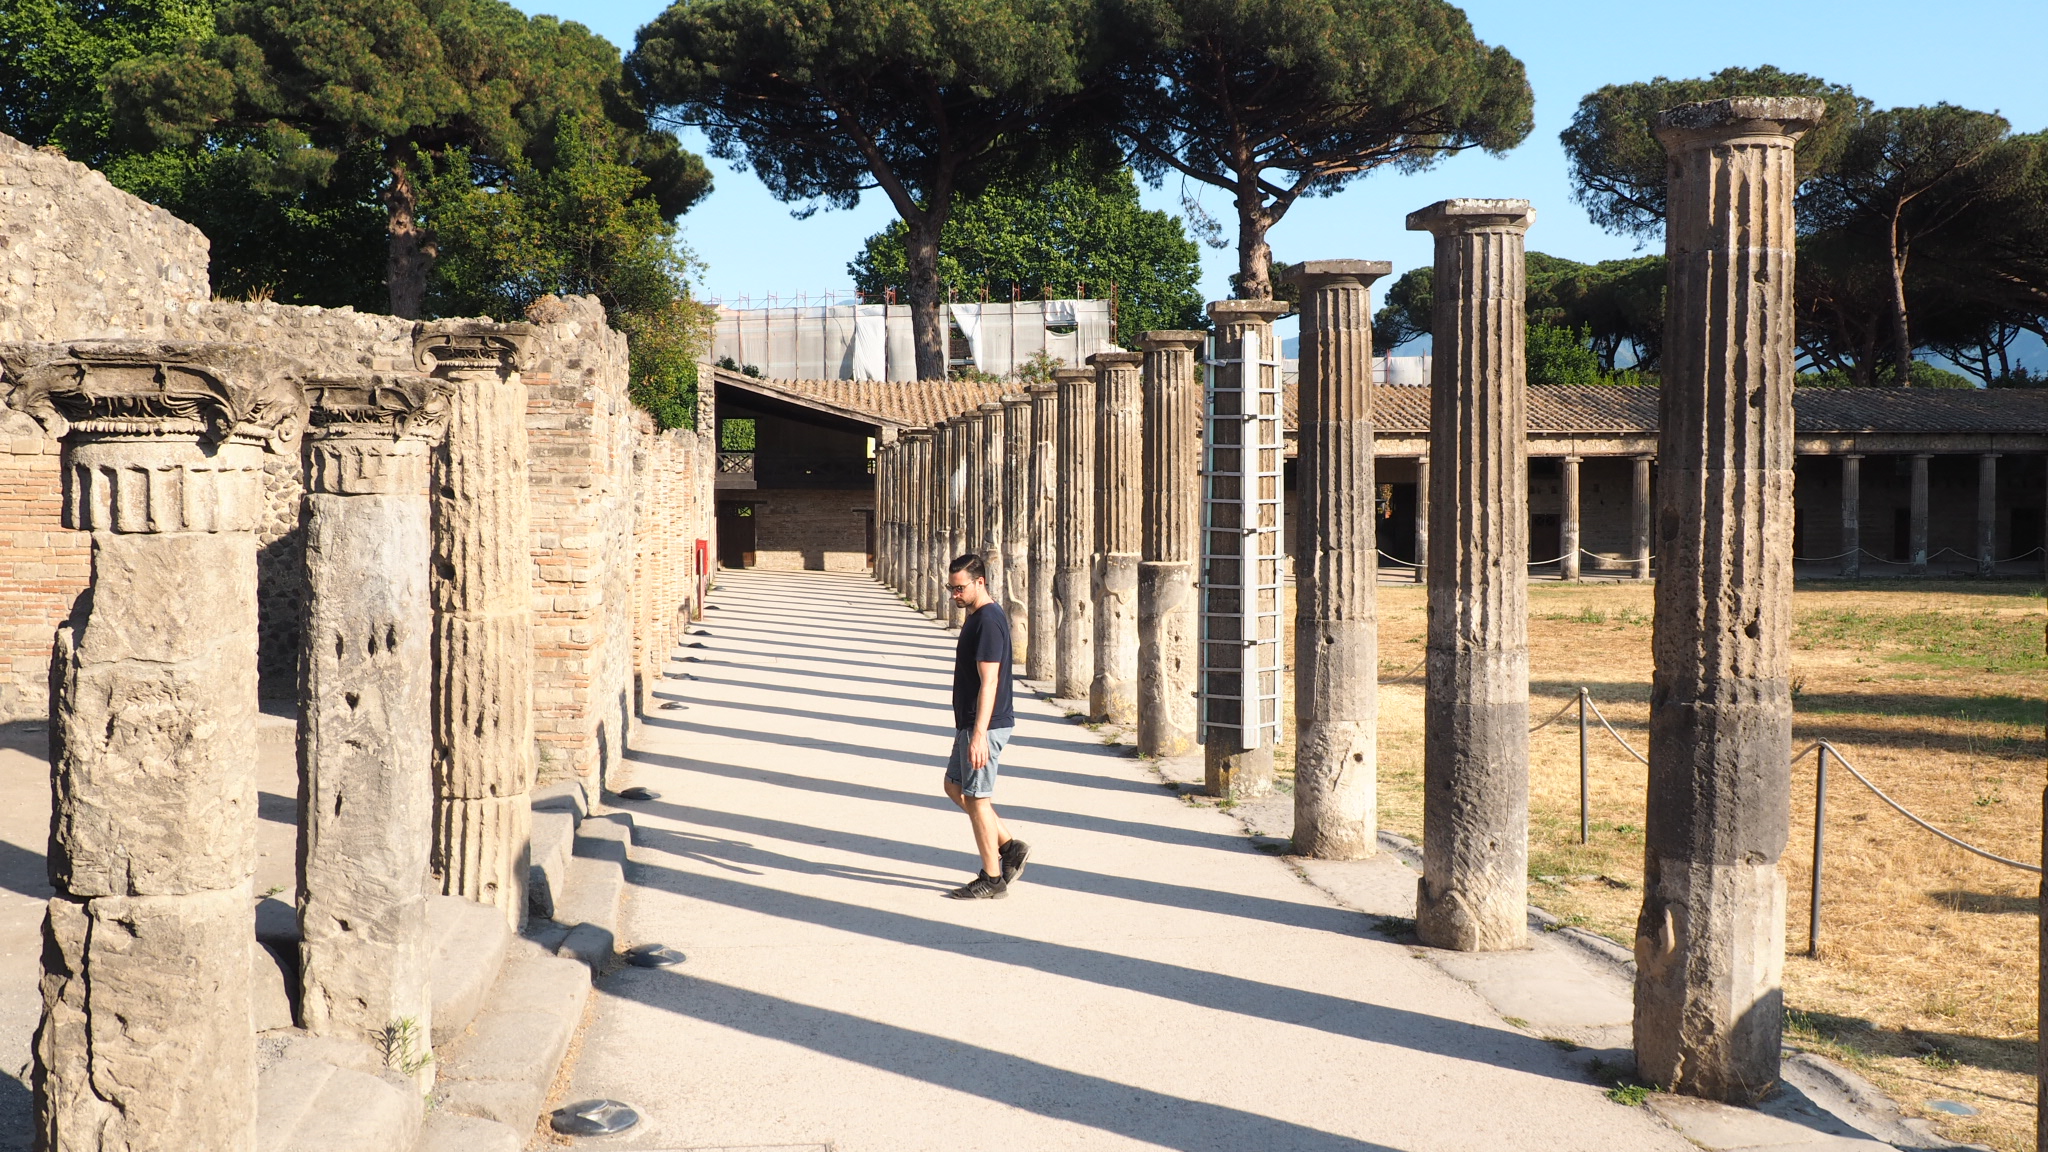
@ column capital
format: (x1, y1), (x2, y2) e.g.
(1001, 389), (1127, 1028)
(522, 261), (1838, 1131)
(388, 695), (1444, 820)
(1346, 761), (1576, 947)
(976, 400), (1005, 416)
(1278, 260), (1393, 291)
(1001, 393), (1031, 410)
(1140, 330), (1206, 353)
(1911, 451), (1935, 461)
(2, 339), (303, 451)
(901, 426), (932, 441)
(1053, 367), (1094, 386)
(1654, 97), (1825, 152)
(1839, 452), (1864, 460)
(1206, 299), (1290, 326)
(1086, 350), (1144, 369)
(306, 373), (451, 444)
(413, 320), (536, 376)
(1025, 381), (1060, 397)
(1979, 451), (2002, 459)
(1405, 199), (1535, 236)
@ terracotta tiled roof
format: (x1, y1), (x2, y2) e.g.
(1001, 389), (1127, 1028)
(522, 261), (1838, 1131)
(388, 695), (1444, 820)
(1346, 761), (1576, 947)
(730, 367), (2048, 436)
(713, 367), (1009, 428)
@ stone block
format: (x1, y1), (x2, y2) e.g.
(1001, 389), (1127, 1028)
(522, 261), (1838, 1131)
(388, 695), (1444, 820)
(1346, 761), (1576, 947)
(426, 894), (511, 1049)
(255, 1057), (422, 1152)
(417, 1111), (524, 1152)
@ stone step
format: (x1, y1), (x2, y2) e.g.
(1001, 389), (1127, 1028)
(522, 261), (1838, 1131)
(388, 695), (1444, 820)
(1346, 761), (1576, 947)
(429, 942), (591, 1130)
(528, 780), (590, 922)
(551, 812), (630, 968)
(427, 894), (512, 1049)
(415, 1112), (523, 1152)
(256, 1035), (422, 1152)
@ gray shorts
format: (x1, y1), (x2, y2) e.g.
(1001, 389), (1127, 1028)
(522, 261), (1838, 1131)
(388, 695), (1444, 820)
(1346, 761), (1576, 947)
(944, 727), (1013, 798)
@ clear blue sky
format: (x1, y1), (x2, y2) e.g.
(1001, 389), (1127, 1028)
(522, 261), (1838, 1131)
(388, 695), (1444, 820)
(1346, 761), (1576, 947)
(513, 0), (2048, 362)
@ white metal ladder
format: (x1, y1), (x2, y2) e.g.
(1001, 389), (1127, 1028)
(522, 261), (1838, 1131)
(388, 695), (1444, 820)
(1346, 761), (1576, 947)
(1198, 329), (1285, 749)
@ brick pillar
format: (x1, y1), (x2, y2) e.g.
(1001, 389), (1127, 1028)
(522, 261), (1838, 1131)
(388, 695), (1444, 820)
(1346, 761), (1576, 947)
(1977, 453), (1998, 577)
(1413, 456), (1430, 581)
(1053, 367), (1097, 699)
(1002, 395), (1032, 658)
(1409, 200), (1534, 950)
(1560, 456), (1582, 580)
(1138, 331), (1204, 756)
(5, 342), (300, 1152)
(1638, 96), (1821, 1104)
(297, 375), (444, 1078)
(1283, 260), (1392, 859)
(418, 321), (538, 929)
(1089, 351), (1143, 724)
(1202, 299), (1290, 799)
(1025, 383), (1060, 683)
(1839, 454), (1862, 578)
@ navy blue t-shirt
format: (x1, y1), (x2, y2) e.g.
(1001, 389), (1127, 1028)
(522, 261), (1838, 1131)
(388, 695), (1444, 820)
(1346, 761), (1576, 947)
(953, 602), (1014, 730)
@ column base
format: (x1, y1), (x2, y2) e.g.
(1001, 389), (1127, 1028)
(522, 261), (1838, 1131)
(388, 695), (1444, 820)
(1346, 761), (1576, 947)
(433, 795), (532, 929)
(1204, 736), (1273, 800)
(1634, 856), (1786, 1104)
(1291, 719), (1376, 859)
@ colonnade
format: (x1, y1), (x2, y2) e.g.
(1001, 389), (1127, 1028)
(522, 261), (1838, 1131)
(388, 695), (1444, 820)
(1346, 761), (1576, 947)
(877, 96), (1827, 1107)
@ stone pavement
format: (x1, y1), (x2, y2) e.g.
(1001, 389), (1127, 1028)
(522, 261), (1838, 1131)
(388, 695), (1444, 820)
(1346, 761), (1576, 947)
(563, 567), (1904, 1152)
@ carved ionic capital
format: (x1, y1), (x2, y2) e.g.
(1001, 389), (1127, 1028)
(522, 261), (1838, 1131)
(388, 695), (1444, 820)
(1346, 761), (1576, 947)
(412, 322), (536, 377)
(1, 340), (303, 451)
(303, 374), (447, 495)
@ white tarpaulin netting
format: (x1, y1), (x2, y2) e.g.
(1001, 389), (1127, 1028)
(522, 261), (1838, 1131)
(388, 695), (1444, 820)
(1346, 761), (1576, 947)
(715, 300), (1117, 381)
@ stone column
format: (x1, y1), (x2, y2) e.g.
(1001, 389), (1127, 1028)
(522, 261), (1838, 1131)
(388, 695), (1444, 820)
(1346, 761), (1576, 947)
(297, 375), (445, 1072)
(1284, 261), (1392, 859)
(1839, 454), (1862, 578)
(1138, 331), (1204, 757)
(1637, 96), (1821, 1105)
(1631, 454), (1654, 579)
(1413, 456), (1430, 581)
(963, 411), (986, 581)
(978, 401), (1006, 608)
(1409, 200), (1534, 949)
(1025, 383), (1060, 683)
(1908, 453), (1931, 574)
(904, 429), (932, 610)
(1560, 456), (1582, 581)
(1089, 352), (1144, 724)
(884, 440), (901, 589)
(419, 322), (537, 929)
(1977, 453), (1999, 577)
(1053, 367), (1097, 700)
(5, 342), (301, 1152)
(1202, 299), (1291, 799)
(946, 416), (969, 627)
(1002, 395), (1032, 657)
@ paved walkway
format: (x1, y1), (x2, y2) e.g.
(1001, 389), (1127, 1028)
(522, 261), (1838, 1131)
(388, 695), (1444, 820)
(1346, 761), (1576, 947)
(563, 568), (1696, 1152)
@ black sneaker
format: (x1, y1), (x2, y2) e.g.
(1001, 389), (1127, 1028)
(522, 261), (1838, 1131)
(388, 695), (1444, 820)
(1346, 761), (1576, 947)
(944, 870), (1008, 900)
(999, 839), (1031, 884)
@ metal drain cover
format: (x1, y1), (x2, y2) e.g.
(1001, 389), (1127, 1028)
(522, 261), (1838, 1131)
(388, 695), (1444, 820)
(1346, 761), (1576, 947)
(624, 943), (686, 967)
(1927, 1100), (1978, 1116)
(615, 786), (659, 802)
(551, 1098), (641, 1135)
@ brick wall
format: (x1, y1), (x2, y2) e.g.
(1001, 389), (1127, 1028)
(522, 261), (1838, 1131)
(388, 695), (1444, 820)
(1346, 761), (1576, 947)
(741, 488), (873, 572)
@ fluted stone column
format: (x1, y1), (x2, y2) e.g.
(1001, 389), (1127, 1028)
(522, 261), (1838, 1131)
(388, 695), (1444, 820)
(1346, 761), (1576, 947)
(1839, 454), (1862, 578)
(297, 375), (445, 1074)
(1909, 453), (1931, 574)
(1026, 383), (1060, 683)
(978, 401), (1006, 608)
(1637, 96), (1821, 1105)
(1632, 455), (1654, 579)
(1202, 300), (1290, 798)
(904, 429), (933, 610)
(1002, 395), (1032, 657)
(1284, 261), (1391, 859)
(1089, 352), (1144, 724)
(946, 416), (969, 627)
(1560, 456), (1582, 580)
(1977, 453), (1998, 576)
(1053, 367), (1097, 699)
(1413, 456), (1431, 581)
(1409, 200), (1534, 950)
(963, 410), (986, 582)
(880, 440), (900, 589)
(5, 342), (301, 1152)
(1138, 332), (1204, 756)
(419, 322), (537, 929)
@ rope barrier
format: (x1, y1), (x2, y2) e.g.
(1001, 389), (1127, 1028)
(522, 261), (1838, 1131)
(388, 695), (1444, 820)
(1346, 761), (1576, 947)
(1379, 655), (1426, 685)
(1581, 694), (1650, 766)
(1816, 739), (2040, 874)
(1528, 695), (1578, 734)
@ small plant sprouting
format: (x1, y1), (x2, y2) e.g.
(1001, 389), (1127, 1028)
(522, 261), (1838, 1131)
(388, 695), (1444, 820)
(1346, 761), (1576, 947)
(1502, 1015), (1531, 1030)
(259, 885), (285, 901)
(1546, 1037), (1581, 1052)
(381, 1017), (434, 1078)
(1605, 1083), (1651, 1107)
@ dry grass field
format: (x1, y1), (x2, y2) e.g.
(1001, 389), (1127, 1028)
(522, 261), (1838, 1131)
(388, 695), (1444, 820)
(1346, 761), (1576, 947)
(1275, 575), (2046, 1151)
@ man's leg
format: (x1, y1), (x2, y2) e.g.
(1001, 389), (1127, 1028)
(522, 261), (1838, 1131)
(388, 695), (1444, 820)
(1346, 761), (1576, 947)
(964, 797), (1005, 877)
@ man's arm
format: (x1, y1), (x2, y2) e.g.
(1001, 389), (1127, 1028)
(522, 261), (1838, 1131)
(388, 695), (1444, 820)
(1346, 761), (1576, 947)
(969, 660), (1001, 769)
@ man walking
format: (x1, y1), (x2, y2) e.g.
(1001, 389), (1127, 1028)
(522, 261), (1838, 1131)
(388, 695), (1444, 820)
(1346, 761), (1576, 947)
(942, 553), (1029, 899)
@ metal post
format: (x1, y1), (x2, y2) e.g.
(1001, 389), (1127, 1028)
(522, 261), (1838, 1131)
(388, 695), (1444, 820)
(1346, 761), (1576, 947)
(1809, 742), (1829, 958)
(1579, 688), (1590, 845)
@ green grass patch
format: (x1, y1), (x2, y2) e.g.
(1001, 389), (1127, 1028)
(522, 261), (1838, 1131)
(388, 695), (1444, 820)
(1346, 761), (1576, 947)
(1795, 608), (2047, 675)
